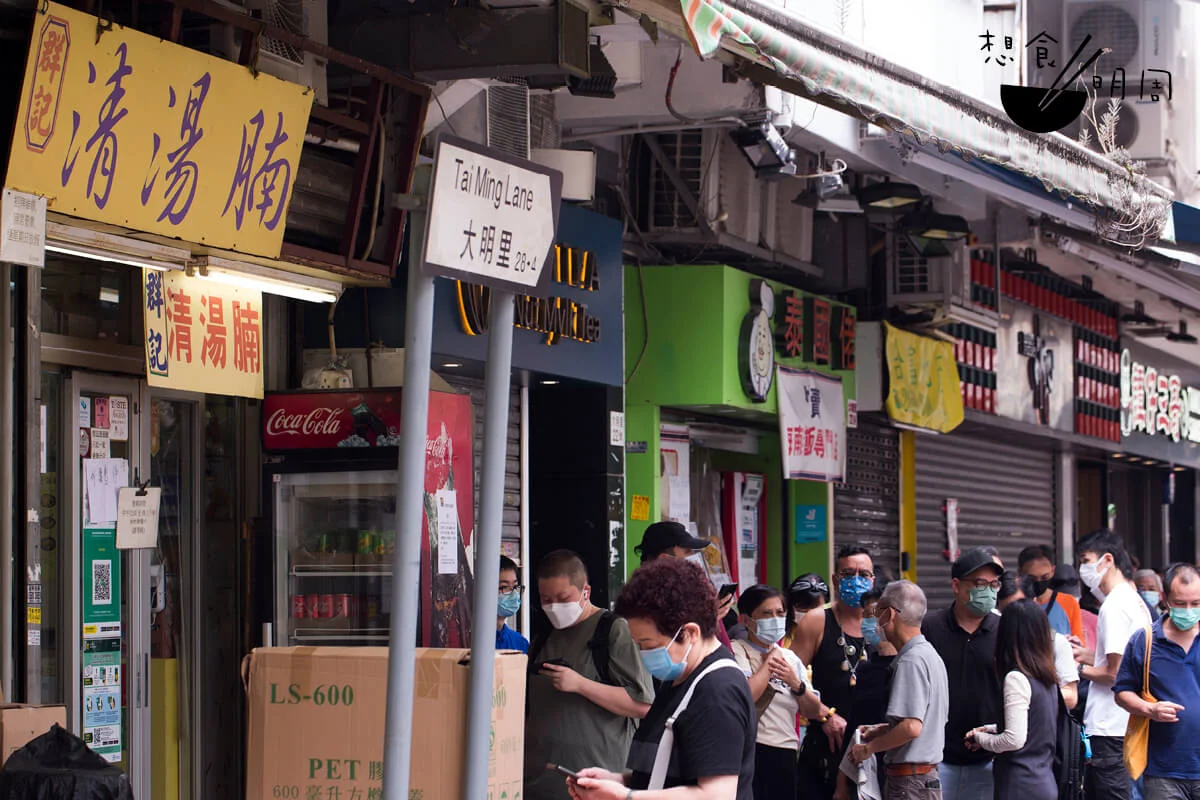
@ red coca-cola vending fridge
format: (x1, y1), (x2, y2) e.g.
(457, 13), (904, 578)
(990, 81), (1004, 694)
(721, 472), (767, 590)
(259, 389), (476, 648)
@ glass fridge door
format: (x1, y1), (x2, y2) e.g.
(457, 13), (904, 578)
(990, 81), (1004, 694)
(273, 469), (397, 645)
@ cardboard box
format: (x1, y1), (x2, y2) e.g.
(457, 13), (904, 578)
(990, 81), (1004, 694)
(245, 647), (526, 800)
(0, 704), (67, 764)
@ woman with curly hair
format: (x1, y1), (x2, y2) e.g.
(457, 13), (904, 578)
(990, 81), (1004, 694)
(567, 557), (756, 800)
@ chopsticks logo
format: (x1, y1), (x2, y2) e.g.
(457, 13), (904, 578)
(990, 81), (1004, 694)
(981, 29), (1174, 135)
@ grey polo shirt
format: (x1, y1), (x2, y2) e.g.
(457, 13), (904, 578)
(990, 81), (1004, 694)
(885, 634), (949, 765)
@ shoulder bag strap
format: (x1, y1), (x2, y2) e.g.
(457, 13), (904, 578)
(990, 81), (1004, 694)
(1141, 623), (1154, 701)
(648, 660), (743, 790)
(1046, 591), (1060, 617)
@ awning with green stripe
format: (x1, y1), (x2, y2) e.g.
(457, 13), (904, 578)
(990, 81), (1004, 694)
(652, 0), (1174, 229)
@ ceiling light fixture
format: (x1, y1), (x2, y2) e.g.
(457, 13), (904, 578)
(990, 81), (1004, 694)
(541, 379), (560, 385)
(729, 122), (796, 180)
(45, 221), (191, 271)
(1167, 321), (1198, 344)
(441, 362), (463, 369)
(193, 256), (343, 304)
(856, 180), (923, 210)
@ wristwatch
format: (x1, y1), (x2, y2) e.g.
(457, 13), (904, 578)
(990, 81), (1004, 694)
(791, 682), (808, 697)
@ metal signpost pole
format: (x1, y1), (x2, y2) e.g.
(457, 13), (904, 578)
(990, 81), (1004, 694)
(461, 290), (516, 800)
(382, 164), (434, 800)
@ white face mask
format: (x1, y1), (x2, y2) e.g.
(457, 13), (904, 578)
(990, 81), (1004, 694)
(1079, 559), (1110, 597)
(543, 591), (588, 630)
(793, 610), (809, 625)
(685, 552), (707, 569)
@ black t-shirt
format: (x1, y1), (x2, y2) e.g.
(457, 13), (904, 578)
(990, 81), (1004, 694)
(921, 606), (1002, 766)
(626, 648), (756, 798)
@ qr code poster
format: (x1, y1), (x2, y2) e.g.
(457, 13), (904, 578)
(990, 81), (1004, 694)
(82, 527), (121, 624)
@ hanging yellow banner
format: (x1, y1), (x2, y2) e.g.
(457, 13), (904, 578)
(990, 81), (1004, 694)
(143, 270), (264, 399)
(8, 3), (313, 258)
(884, 322), (964, 433)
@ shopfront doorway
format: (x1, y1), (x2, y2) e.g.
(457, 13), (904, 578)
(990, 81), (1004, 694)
(50, 370), (204, 800)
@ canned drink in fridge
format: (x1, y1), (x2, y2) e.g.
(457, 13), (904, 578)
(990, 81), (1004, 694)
(318, 594), (335, 619)
(357, 530), (373, 555)
(316, 533), (329, 554)
(304, 595), (319, 619)
(291, 595), (307, 619)
(335, 594), (354, 618)
(365, 595), (380, 621)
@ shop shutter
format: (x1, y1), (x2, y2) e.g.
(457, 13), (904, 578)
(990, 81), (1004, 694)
(833, 416), (901, 579)
(440, 376), (523, 552)
(914, 431), (1055, 613)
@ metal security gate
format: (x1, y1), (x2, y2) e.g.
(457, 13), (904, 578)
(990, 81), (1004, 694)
(441, 375), (524, 555)
(834, 416), (901, 579)
(914, 430), (1056, 612)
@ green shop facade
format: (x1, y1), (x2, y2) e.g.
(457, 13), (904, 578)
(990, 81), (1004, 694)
(623, 264), (857, 591)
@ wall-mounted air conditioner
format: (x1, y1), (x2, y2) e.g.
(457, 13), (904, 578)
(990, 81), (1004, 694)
(886, 234), (998, 332)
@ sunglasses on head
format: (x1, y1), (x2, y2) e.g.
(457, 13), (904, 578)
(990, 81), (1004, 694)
(791, 579), (829, 595)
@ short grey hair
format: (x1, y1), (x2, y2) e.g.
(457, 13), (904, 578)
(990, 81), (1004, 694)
(880, 580), (928, 627)
(1134, 569), (1164, 592)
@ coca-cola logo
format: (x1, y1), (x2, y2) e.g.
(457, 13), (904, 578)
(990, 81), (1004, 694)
(266, 407), (344, 437)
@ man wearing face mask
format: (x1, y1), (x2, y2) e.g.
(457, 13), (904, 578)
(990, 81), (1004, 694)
(1070, 531), (1152, 800)
(792, 546), (876, 800)
(497, 555), (531, 653)
(1115, 563), (1200, 800)
(525, 550), (655, 800)
(921, 548), (1005, 800)
(1019, 545), (1086, 642)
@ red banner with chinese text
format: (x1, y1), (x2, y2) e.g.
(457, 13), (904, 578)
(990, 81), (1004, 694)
(143, 269), (263, 398)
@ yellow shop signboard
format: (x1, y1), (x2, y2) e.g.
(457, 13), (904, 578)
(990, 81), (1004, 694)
(884, 322), (964, 434)
(8, 3), (313, 258)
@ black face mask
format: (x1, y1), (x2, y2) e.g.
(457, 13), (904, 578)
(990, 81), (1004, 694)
(1021, 574), (1051, 597)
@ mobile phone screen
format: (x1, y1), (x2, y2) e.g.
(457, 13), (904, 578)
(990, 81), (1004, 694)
(550, 764), (579, 779)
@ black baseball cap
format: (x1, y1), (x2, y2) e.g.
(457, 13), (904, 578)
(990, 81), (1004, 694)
(952, 547), (1005, 580)
(635, 521), (710, 559)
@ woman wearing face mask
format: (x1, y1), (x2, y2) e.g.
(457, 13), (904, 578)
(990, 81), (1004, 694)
(783, 574), (830, 650)
(964, 600), (1059, 800)
(729, 585), (823, 800)
(567, 558), (756, 800)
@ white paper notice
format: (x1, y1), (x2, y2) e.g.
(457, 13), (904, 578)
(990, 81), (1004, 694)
(83, 459), (128, 525)
(79, 397), (92, 428)
(91, 429), (110, 459)
(435, 489), (459, 575)
(108, 397), (129, 442)
(609, 411), (625, 448)
(116, 487), (162, 549)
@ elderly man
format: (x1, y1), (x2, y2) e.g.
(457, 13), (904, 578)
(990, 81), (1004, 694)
(1134, 570), (1167, 617)
(852, 580), (949, 800)
(922, 548), (1005, 800)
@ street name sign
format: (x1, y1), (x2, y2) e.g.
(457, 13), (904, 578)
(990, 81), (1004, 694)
(422, 135), (562, 295)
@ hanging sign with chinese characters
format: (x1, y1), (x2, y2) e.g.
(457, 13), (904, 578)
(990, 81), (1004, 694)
(423, 135), (563, 294)
(1119, 349), (1193, 443)
(776, 366), (846, 483)
(884, 322), (964, 434)
(7, 3), (313, 259)
(143, 270), (263, 398)
(773, 289), (856, 370)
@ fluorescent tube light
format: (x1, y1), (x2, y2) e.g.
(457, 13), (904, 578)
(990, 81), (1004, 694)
(194, 256), (343, 304)
(45, 243), (176, 271)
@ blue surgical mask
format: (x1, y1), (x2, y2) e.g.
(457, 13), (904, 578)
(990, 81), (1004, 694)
(497, 590), (522, 618)
(755, 617), (787, 645)
(861, 617), (881, 648)
(639, 628), (693, 681)
(1140, 591), (1161, 609)
(839, 576), (873, 608)
(1170, 607), (1200, 631)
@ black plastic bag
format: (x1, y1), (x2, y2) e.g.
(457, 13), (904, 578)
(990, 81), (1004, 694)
(0, 724), (134, 800)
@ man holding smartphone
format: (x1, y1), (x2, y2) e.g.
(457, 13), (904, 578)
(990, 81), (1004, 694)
(636, 522), (737, 648)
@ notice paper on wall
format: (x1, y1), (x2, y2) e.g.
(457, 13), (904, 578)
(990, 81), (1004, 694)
(83, 459), (128, 525)
(108, 397), (129, 442)
(435, 489), (459, 575)
(116, 487), (162, 549)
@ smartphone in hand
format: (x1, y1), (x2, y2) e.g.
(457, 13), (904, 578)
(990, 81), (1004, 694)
(549, 764), (579, 779)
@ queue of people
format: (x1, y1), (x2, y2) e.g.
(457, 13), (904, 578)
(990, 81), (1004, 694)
(484, 522), (1198, 800)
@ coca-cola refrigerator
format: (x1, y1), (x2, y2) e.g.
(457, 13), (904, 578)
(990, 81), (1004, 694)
(260, 389), (476, 648)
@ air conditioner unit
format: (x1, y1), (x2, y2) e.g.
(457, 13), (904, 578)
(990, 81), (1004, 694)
(1062, 0), (1184, 162)
(886, 233), (998, 332)
(209, 0), (328, 105)
(644, 129), (814, 263)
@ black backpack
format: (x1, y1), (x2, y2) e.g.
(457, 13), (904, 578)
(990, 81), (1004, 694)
(528, 611), (618, 685)
(1054, 691), (1086, 800)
